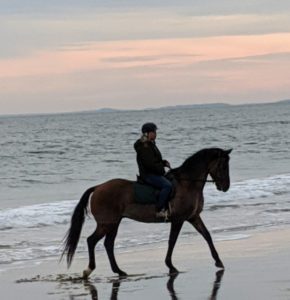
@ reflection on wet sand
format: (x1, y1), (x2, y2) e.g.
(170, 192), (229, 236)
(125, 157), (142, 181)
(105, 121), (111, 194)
(85, 280), (120, 300)
(85, 270), (224, 300)
(167, 273), (179, 300)
(209, 270), (224, 300)
(110, 280), (120, 300)
(87, 283), (98, 300)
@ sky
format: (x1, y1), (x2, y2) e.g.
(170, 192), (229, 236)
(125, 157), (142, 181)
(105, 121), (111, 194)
(1, 1), (290, 114)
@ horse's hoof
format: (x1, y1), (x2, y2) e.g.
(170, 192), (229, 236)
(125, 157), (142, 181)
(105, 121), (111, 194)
(169, 267), (179, 275)
(215, 261), (225, 269)
(118, 271), (128, 277)
(83, 268), (92, 279)
(216, 269), (225, 277)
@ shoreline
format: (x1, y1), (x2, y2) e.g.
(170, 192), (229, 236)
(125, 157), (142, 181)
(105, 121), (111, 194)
(1, 227), (290, 299)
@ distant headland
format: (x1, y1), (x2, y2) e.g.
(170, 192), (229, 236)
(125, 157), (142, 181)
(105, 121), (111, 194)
(95, 99), (290, 113)
(1, 99), (289, 117)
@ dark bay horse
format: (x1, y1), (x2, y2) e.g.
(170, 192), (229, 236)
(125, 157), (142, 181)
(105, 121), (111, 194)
(62, 148), (232, 278)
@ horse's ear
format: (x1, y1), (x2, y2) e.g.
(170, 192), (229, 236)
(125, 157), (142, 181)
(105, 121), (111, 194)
(225, 148), (233, 155)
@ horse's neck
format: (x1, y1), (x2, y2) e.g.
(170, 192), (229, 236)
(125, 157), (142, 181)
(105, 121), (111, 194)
(177, 163), (209, 190)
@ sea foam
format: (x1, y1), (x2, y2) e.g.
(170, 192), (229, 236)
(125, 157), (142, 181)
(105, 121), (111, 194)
(1, 173), (290, 231)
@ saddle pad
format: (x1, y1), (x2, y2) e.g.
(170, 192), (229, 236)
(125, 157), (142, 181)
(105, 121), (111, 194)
(133, 182), (158, 204)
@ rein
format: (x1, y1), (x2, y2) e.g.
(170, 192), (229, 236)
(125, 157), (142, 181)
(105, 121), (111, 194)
(168, 167), (215, 183)
(169, 170), (215, 183)
(177, 177), (215, 183)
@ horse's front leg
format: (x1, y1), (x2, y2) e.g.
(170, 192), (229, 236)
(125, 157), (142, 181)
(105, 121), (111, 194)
(188, 216), (224, 269)
(165, 221), (183, 274)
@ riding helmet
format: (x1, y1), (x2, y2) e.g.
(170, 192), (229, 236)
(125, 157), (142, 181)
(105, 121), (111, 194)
(141, 122), (158, 133)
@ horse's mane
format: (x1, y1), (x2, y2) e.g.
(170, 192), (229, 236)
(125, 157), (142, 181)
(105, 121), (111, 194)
(173, 148), (223, 175)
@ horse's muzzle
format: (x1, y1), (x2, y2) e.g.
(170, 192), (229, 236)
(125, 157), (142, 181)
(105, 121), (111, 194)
(216, 181), (230, 192)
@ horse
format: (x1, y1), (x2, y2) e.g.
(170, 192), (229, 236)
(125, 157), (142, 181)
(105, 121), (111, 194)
(61, 147), (232, 278)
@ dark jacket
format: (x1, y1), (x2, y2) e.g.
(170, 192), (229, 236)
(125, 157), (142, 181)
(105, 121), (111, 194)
(134, 138), (166, 178)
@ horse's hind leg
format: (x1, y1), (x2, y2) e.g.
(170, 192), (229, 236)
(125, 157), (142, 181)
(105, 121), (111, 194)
(188, 216), (224, 269)
(104, 221), (127, 276)
(83, 224), (107, 279)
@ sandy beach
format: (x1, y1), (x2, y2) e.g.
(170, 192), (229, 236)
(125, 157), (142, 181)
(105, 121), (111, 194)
(1, 227), (290, 299)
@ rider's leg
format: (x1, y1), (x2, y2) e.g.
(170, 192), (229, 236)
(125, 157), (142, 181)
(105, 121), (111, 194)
(144, 175), (172, 211)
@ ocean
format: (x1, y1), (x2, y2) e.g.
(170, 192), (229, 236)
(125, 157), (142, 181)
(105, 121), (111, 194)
(0, 102), (290, 269)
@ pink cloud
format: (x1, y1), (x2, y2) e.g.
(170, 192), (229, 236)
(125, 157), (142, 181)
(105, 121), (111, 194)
(1, 33), (290, 79)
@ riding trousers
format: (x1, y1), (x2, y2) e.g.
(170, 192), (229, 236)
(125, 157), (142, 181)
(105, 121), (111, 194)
(143, 174), (172, 211)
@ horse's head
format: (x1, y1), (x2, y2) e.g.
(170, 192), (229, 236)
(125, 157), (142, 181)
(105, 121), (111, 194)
(208, 149), (232, 192)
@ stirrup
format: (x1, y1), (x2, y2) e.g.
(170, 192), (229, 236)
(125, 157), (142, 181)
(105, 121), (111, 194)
(156, 209), (170, 221)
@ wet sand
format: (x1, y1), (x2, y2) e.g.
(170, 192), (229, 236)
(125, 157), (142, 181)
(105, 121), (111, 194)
(1, 227), (290, 299)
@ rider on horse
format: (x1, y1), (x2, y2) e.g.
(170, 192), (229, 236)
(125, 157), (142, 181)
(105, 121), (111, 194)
(134, 122), (172, 218)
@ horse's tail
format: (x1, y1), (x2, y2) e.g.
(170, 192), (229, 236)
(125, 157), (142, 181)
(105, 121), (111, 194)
(61, 186), (95, 267)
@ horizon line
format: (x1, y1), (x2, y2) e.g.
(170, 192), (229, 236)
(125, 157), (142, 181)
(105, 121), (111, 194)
(0, 98), (289, 118)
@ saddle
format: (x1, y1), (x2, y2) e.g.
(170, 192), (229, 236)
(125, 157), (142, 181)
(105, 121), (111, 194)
(133, 174), (176, 205)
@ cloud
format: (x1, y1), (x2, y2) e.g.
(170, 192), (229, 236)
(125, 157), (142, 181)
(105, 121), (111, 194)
(1, 33), (290, 79)
(2, 0), (290, 15)
(1, 1), (290, 114)
(1, 10), (290, 59)
(1, 32), (290, 114)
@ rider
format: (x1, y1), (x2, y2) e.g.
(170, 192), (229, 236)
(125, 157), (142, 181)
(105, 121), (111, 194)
(134, 122), (172, 218)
